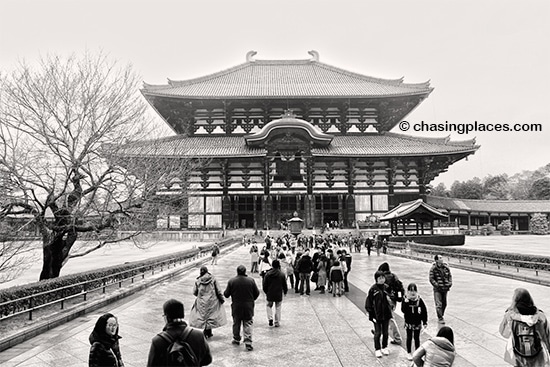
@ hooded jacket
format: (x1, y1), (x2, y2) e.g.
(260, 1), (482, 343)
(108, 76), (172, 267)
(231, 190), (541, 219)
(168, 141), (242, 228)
(188, 272), (227, 329)
(89, 330), (123, 367)
(499, 309), (550, 366)
(412, 336), (455, 367)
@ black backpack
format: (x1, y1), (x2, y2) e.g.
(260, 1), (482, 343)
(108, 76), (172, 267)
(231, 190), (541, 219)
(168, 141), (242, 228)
(512, 320), (542, 358)
(158, 327), (199, 366)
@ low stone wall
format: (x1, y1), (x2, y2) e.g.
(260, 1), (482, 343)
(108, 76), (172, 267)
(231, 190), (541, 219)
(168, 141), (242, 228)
(389, 234), (465, 246)
(117, 230), (223, 242)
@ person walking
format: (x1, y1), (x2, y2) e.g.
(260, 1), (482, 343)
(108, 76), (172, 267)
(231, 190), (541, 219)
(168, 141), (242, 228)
(412, 326), (455, 366)
(401, 283), (428, 361)
(429, 254), (453, 324)
(188, 266), (227, 339)
(250, 245), (259, 273)
(224, 265), (260, 351)
(147, 299), (212, 367)
(499, 288), (550, 366)
(211, 244), (220, 265)
(89, 313), (125, 367)
(262, 259), (288, 327)
(365, 270), (393, 358)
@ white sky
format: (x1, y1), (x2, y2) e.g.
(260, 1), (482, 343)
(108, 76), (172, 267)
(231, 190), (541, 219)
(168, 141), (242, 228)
(2, 0), (549, 187)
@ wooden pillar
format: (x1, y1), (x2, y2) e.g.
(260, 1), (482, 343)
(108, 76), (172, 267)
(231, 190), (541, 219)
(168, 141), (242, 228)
(253, 195), (257, 230)
(467, 211), (471, 230)
(338, 195), (344, 226)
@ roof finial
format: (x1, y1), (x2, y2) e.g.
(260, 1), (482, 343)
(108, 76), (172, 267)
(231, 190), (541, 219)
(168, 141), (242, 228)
(282, 109), (296, 118)
(308, 50), (319, 62)
(246, 50), (257, 62)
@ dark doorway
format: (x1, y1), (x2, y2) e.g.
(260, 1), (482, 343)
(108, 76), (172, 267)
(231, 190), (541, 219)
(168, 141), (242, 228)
(238, 214), (254, 228)
(323, 212), (339, 224)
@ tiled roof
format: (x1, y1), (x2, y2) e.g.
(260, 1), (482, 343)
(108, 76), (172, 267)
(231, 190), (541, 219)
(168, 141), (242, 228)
(117, 133), (477, 158)
(380, 199), (447, 221)
(142, 58), (432, 99)
(427, 196), (550, 213)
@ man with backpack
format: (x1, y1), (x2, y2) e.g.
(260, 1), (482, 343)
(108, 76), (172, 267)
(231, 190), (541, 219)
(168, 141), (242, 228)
(147, 299), (212, 367)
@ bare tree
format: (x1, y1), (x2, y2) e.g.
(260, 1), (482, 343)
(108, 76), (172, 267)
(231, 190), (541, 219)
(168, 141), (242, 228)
(0, 52), (193, 280)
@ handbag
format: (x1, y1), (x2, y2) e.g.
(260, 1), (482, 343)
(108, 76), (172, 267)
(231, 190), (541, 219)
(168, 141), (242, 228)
(311, 272), (319, 283)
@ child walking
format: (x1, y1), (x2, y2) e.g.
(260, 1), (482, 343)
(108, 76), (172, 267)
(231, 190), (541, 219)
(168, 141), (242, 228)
(401, 283), (428, 360)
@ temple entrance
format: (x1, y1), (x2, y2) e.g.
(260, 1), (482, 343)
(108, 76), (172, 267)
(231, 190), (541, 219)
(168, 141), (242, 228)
(238, 213), (254, 228)
(323, 212), (339, 225)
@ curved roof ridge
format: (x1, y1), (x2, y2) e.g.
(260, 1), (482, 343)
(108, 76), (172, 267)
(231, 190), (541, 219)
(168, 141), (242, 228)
(384, 132), (478, 147)
(167, 62), (251, 87)
(142, 57), (432, 92)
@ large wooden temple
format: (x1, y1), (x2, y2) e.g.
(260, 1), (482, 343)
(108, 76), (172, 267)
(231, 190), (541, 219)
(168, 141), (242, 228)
(126, 51), (479, 230)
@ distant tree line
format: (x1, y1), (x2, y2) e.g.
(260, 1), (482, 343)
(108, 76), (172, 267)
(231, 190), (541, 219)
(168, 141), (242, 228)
(428, 163), (550, 200)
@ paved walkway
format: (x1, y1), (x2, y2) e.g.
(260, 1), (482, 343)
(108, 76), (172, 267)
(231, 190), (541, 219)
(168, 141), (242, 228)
(3, 244), (550, 366)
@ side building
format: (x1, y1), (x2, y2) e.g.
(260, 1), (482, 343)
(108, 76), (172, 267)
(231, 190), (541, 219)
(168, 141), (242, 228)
(121, 51), (479, 230)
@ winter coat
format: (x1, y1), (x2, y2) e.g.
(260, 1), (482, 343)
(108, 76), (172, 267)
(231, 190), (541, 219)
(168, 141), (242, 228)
(365, 283), (393, 322)
(224, 274), (260, 320)
(429, 263), (453, 292)
(499, 309), (550, 366)
(188, 273), (227, 330)
(297, 254), (314, 273)
(263, 268), (288, 302)
(89, 330), (124, 367)
(401, 296), (428, 328)
(146, 321), (212, 367)
(412, 336), (455, 367)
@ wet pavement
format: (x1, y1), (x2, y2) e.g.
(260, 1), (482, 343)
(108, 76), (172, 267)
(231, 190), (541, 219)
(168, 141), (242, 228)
(2, 242), (550, 366)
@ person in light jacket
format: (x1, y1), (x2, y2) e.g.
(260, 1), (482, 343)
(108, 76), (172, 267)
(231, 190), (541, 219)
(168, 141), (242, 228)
(412, 326), (455, 367)
(188, 266), (227, 339)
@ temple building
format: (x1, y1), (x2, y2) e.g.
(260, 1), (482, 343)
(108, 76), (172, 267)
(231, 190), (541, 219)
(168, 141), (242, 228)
(125, 51), (479, 230)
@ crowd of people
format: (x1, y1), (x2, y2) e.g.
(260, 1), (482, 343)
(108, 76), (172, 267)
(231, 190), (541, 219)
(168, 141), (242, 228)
(87, 233), (550, 367)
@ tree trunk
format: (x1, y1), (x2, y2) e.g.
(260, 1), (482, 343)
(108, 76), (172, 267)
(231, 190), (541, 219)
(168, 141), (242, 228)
(39, 232), (77, 280)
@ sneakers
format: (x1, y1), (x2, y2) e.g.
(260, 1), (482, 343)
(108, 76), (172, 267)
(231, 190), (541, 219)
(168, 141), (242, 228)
(274, 322), (280, 327)
(245, 344), (254, 351)
(269, 319), (273, 326)
(390, 339), (401, 345)
(407, 353), (413, 360)
(232, 339), (240, 345)
(438, 317), (445, 324)
(381, 348), (389, 356)
(375, 350), (382, 358)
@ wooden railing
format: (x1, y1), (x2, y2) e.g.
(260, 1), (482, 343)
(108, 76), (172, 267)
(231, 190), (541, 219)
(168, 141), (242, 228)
(0, 238), (238, 323)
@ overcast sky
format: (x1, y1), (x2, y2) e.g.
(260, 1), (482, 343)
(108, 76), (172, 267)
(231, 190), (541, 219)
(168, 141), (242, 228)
(2, 0), (548, 188)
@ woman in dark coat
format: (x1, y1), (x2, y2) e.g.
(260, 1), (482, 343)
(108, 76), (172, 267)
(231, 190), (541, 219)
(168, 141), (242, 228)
(89, 313), (124, 367)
